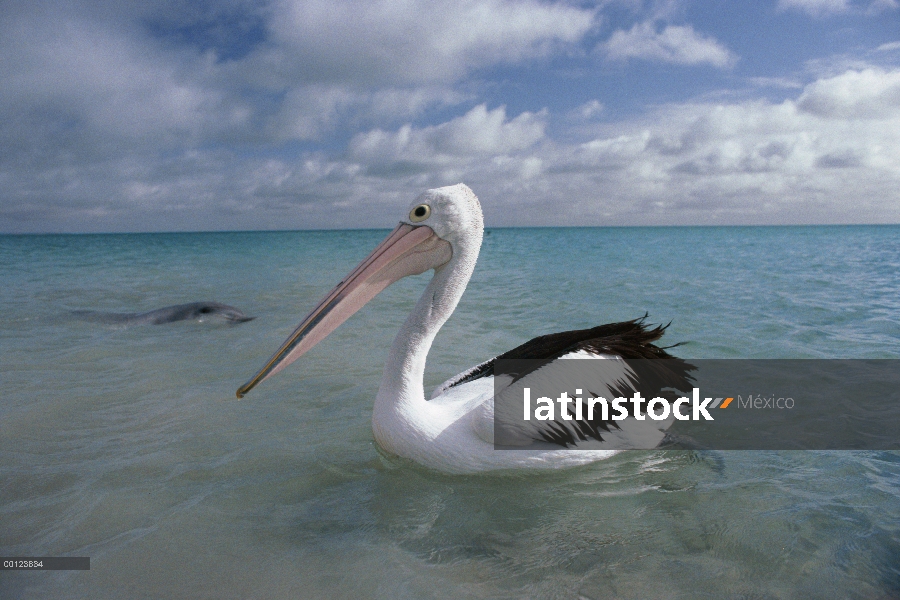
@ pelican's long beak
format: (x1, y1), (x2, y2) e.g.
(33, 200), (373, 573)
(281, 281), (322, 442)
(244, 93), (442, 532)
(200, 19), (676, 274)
(237, 223), (452, 398)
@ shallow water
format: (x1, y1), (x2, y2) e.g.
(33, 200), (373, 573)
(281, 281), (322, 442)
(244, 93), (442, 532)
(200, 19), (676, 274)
(2, 227), (899, 598)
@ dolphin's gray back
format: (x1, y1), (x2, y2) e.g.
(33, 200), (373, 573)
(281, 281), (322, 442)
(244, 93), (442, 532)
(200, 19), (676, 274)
(70, 302), (253, 325)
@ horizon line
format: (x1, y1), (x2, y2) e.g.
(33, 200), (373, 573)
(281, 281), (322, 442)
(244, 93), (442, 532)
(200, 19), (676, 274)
(3, 222), (900, 236)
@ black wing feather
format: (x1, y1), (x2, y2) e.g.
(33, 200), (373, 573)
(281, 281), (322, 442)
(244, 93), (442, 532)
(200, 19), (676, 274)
(448, 314), (687, 387)
(446, 315), (695, 448)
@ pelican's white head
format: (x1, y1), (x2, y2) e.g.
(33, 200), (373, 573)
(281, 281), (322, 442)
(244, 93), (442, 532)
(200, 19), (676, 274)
(237, 184), (484, 398)
(401, 183), (484, 255)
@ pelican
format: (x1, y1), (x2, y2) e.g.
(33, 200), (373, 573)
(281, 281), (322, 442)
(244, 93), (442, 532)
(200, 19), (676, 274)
(237, 184), (692, 473)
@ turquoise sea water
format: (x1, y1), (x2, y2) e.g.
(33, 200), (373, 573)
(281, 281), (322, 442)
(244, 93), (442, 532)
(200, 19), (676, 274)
(2, 226), (899, 598)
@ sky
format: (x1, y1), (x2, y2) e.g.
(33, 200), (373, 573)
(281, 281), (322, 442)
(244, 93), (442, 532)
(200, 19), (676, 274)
(1, 0), (899, 233)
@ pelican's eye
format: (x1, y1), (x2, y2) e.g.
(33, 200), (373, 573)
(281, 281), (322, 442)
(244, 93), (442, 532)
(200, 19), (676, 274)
(409, 204), (431, 222)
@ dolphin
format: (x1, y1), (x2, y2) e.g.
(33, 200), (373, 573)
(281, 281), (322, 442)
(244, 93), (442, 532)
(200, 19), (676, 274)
(70, 302), (255, 325)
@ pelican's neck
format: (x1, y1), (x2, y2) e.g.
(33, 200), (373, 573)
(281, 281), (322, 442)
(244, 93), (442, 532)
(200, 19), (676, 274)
(374, 243), (477, 415)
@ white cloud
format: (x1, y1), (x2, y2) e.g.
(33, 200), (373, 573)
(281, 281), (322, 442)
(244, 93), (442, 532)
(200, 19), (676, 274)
(265, 86), (358, 141)
(777, 0), (851, 16)
(603, 22), (736, 67)
(349, 104), (546, 163)
(267, 86), (469, 141)
(576, 100), (606, 119)
(533, 67), (900, 224)
(778, 0), (899, 15)
(747, 76), (805, 89)
(0, 13), (239, 145)
(796, 68), (900, 119)
(267, 0), (597, 84)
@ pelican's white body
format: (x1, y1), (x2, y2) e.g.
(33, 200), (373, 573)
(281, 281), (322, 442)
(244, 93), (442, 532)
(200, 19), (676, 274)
(374, 374), (622, 474)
